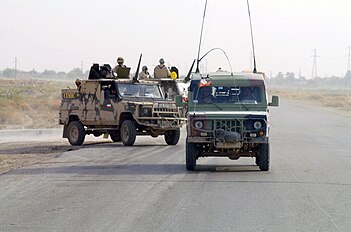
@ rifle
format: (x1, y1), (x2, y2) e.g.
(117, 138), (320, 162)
(133, 53), (142, 82)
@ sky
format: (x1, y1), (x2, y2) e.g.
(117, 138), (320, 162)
(0, 0), (350, 78)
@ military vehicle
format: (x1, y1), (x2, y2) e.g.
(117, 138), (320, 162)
(59, 64), (186, 146)
(184, 72), (279, 171)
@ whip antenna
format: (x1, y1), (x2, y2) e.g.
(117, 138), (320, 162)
(196, 0), (208, 73)
(247, 0), (257, 73)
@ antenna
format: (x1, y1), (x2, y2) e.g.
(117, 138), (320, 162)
(199, 48), (233, 74)
(247, 0), (257, 73)
(196, 0), (208, 73)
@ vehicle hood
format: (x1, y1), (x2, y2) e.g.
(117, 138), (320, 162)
(188, 111), (268, 119)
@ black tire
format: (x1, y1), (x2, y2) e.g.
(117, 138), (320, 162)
(120, 120), (136, 146)
(67, 121), (85, 146)
(110, 131), (121, 142)
(164, 130), (180, 145)
(258, 143), (270, 171)
(255, 156), (260, 166)
(186, 138), (198, 171)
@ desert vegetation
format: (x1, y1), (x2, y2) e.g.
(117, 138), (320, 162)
(269, 88), (351, 112)
(0, 78), (73, 129)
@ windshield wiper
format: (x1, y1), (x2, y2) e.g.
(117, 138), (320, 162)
(212, 102), (224, 110)
(240, 102), (249, 111)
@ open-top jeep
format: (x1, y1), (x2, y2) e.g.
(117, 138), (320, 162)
(185, 72), (279, 171)
(59, 66), (186, 146)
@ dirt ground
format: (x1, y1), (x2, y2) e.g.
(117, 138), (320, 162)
(0, 141), (80, 174)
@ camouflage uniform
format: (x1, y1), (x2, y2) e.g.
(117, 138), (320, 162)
(139, 71), (150, 80)
(112, 57), (126, 73)
(154, 58), (171, 78)
(139, 66), (150, 80)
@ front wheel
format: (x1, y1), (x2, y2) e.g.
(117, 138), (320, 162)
(257, 143), (270, 171)
(186, 138), (198, 171)
(164, 130), (180, 145)
(120, 120), (136, 146)
(67, 121), (85, 146)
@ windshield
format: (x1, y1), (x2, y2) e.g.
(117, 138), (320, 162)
(193, 86), (263, 104)
(118, 83), (163, 99)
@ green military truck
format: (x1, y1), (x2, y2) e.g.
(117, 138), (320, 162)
(59, 68), (186, 146)
(185, 72), (279, 171)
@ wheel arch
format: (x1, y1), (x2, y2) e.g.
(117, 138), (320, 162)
(119, 112), (135, 127)
(63, 114), (81, 138)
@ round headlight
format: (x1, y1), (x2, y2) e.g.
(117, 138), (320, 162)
(143, 108), (149, 115)
(253, 121), (262, 130)
(194, 121), (203, 129)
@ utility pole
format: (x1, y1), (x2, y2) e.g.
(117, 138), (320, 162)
(347, 46), (350, 72)
(80, 61), (84, 76)
(14, 57), (18, 81)
(311, 49), (319, 79)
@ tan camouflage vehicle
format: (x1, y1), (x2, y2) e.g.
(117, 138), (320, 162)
(59, 64), (186, 146)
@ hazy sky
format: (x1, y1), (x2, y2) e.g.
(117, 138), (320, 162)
(0, 0), (350, 78)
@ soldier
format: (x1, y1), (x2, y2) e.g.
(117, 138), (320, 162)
(139, 66), (150, 80)
(112, 57), (126, 74)
(154, 58), (170, 78)
(75, 79), (82, 91)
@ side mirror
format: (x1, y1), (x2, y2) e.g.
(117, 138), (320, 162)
(175, 95), (183, 107)
(268, 95), (279, 107)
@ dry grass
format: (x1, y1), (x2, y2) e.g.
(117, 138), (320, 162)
(0, 78), (72, 129)
(269, 88), (351, 112)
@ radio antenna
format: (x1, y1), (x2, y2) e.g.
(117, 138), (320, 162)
(196, 0), (208, 73)
(247, 0), (257, 73)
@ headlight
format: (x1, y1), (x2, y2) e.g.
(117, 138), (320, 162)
(140, 107), (152, 117)
(253, 121), (262, 130)
(194, 121), (203, 129)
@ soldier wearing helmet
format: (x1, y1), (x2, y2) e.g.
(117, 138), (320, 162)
(75, 79), (82, 91)
(112, 57), (126, 74)
(139, 66), (150, 80)
(154, 58), (171, 78)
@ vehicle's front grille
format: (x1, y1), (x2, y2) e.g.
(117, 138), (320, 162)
(215, 120), (244, 133)
(154, 108), (178, 113)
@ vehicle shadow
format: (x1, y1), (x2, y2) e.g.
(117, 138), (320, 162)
(83, 142), (168, 148)
(196, 164), (261, 172)
(9, 163), (262, 176)
(8, 164), (186, 175)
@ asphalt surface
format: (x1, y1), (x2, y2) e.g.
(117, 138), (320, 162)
(1, 101), (351, 232)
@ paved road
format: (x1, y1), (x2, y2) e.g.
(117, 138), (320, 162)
(1, 101), (351, 232)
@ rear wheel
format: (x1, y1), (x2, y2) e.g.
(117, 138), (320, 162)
(164, 130), (180, 145)
(67, 121), (85, 146)
(120, 120), (136, 146)
(258, 143), (270, 171)
(110, 131), (121, 142)
(186, 138), (198, 171)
